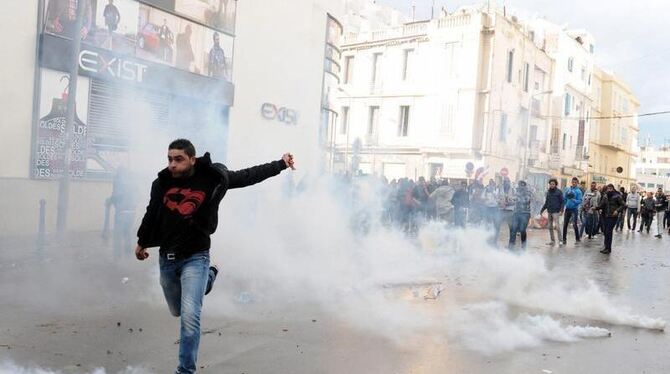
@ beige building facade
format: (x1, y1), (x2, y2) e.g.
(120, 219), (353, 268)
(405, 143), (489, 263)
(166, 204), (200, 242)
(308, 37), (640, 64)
(587, 67), (640, 189)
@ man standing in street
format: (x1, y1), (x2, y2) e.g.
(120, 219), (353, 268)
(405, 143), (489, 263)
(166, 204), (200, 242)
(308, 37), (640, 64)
(616, 187), (628, 231)
(562, 177), (583, 245)
(508, 180), (533, 249)
(581, 182), (601, 239)
(135, 139), (294, 374)
(654, 187), (667, 238)
(452, 181), (469, 228)
(540, 178), (564, 246)
(596, 184), (625, 254)
(640, 191), (656, 234)
(626, 185), (640, 231)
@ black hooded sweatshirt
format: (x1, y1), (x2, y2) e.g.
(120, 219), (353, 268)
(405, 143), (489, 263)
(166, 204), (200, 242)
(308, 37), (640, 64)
(137, 152), (287, 256)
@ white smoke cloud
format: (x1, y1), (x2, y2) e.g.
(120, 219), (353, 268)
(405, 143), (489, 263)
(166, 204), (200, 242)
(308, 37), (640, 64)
(199, 175), (664, 354)
(0, 361), (152, 374)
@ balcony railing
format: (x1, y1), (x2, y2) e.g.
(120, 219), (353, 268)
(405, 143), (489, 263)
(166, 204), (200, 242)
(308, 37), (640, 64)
(343, 13), (473, 45)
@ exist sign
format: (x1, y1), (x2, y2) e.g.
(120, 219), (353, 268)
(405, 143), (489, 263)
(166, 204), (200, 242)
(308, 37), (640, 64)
(261, 103), (298, 125)
(79, 50), (148, 83)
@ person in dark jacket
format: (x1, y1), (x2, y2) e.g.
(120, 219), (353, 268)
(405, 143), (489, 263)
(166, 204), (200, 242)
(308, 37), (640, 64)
(595, 184), (625, 254)
(654, 187), (668, 238)
(639, 192), (656, 234)
(615, 187), (628, 231)
(452, 181), (469, 228)
(540, 178), (564, 245)
(135, 139), (294, 374)
(508, 180), (534, 249)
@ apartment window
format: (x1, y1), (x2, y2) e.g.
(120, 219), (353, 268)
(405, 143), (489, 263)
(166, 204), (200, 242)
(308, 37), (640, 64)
(343, 56), (354, 84)
(368, 106), (379, 135)
(568, 57), (574, 72)
(340, 106), (349, 134)
(371, 53), (382, 86)
(398, 106), (410, 137)
(581, 66), (586, 81)
(562, 133), (567, 150)
(402, 49), (414, 80)
(590, 44), (595, 54)
(564, 93), (572, 116)
(523, 63), (530, 92)
(506, 50), (514, 83)
(499, 113), (508, 142)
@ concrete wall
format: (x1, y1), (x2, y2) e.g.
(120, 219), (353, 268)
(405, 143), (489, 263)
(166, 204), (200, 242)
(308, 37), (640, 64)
(227, 0), (345, 174)
(1, 2), (39, 179)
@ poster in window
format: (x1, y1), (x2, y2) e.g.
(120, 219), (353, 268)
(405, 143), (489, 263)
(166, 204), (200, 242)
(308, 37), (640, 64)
(136, 4), (180, 66)
(44, 0), (94, 41)
(201, 28), (233, 81)
(33, 69), (91, 180)
(175, 0), (236, 34)
(174, 18), (205, 74)
(87, 0), (139, 55)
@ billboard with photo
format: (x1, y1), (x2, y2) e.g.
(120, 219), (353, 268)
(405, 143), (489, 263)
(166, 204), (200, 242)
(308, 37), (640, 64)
(43, 0), (233, 82)
(88, 0), (139, 55)
(201, 27), (233, 80)
(175, 0), (236, 34)
(136, 3), (180, 65)
(174, 18), (205, 73)
(44, 0), (95, 41)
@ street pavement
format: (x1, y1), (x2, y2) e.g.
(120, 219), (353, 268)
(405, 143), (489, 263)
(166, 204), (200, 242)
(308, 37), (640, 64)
(0, 227), (669, 374)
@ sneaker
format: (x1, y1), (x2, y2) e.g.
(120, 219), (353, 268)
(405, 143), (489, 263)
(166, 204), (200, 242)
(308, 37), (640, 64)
(547, 241), (556, 245)
(600, 249), (611, 254)
(655, 234), (662, 238)
(205, 265), (219, 296)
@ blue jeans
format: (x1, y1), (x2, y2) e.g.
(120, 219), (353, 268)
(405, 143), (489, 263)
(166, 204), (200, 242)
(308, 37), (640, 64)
(583, 213), (598, 238)
(509, 212), (530, 247)
(159, 251), (212, 374)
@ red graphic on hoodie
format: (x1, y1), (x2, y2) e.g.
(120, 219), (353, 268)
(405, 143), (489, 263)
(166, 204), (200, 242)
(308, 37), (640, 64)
(163, 188), (206, 216)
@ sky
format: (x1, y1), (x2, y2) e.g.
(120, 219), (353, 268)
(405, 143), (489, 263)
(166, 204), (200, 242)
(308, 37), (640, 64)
(376, 0), (669, 146)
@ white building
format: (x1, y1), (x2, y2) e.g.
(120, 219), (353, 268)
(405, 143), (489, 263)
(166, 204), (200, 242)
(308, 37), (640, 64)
(636, 145), (670, 193)
(334, 5), (554, 188)
(530, 20), (596, 187)
(227, 0), (345, 172)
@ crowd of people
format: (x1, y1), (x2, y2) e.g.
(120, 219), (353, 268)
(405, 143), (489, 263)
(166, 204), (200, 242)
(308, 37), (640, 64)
(374, 174), (670, 254)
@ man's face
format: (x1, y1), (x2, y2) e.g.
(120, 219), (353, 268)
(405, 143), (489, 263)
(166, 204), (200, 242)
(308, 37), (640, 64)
(658, 188), (663, 195)
(648, 192), (654, 198)
(571, 179), (578, 187)
(213, 33), (220, 45)
(607, 186), (614, 193)
(167, 149), (195, 178)
(591, 182), (597, 191)
(549, 181), (557, 189)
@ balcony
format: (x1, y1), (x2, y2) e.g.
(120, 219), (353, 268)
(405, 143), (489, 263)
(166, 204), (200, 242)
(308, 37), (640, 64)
(342, 13), (474, 45)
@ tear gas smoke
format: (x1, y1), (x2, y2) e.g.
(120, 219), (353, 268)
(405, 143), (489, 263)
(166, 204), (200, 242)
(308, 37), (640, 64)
(166, 175), (667, 355)
(0, 361), (151, 374)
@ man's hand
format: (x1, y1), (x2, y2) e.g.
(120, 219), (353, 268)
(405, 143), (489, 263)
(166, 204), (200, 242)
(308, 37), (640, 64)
(135, 245), (149, 261)
(282, 153), (295, 170)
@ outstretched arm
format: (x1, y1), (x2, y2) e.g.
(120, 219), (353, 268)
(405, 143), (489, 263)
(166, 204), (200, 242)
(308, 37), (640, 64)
(228, 153), (294, 189)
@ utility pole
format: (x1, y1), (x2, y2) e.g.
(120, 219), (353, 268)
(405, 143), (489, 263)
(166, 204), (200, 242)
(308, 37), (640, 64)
(56, 0), (85, 235)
